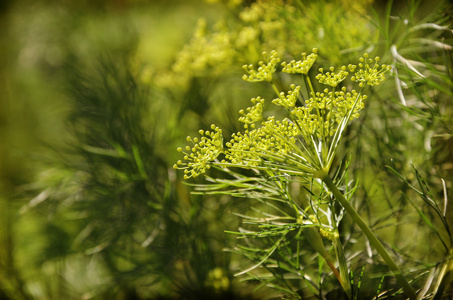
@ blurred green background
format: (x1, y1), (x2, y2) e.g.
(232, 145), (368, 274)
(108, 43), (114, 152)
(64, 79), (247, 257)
(0, 0), (452, 299)
(0, 1), (231, 299)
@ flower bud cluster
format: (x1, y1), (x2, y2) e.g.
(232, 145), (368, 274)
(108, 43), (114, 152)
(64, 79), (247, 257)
(175, 50), (390, 179)
(291, 106), (319, 137)
(239, 97), (264, 125)
(224, 116), (298, 166)
(272, 84), (301, 108)
(315, 66), (348, 87)
(242, 50), (281, 82)
(173, 124), (223, 179)
(349, 54), (392, 87)
(331, 88), (366, 123)
(319, 227), (339, 240)
(281, 49), (318, 74)
(171, 18), (235, 81)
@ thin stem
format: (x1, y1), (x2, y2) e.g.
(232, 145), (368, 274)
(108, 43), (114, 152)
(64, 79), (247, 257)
(326, 86), (335, 138)
(271, 82), (281, 98)
(321, 174), (417, 300)
(333, 234), (352, 299)
(304, 227), (342, 285)
(304, 74), (316, 97)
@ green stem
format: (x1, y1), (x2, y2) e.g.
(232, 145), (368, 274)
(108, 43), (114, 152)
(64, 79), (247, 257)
(433, 248), (453, 300)
(334, 233), (352, 299)
(321, 174), (417, 300)
(304, 227), (343, 285)
(304, 74), (316, 97)
(271, 83), (281, 98)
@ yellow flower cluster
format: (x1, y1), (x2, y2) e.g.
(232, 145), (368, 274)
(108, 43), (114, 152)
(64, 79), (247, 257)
(224, 116), (298, 166)
(349, 54), (392, 87)
(331, 88), (366, 122)
(239, 97), (264, 125)
(174, 124), (223, 179)
(172, 19), (234, 78)
(315, 66), (349, 87)
(281, 49), (318, 75)
(238, 0), (294, 54)
(272, 84), (301, 109)
(145, 0), (374, 89)
(319, 227), (340, 240)
(239, 0), (291, 23)
(295, 87), (366, 137)
(291, 106), (320, 138)
(242, 50), (281, 82)
(175, 50), (390, 179)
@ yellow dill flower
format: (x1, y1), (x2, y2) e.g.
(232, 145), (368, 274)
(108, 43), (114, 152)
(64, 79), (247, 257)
(242, 50), (281, 82)
(349, 54), (391, 87)
(281, 49), (318, 75)
(304, 90), (331, 111)
(236, 26), (258, 48)
(319, 227), (339, 240)
(224, 129), (263, 166)
(173, 125), (223, 179)
(332, 87), (366, 123)
(272, 84), (301, 108)
(225, 116), (298, 166)
(315, 66), (349, 87)
(172, 19), (234, 78)
(239, 97), (264, 125)
(291, 106), (319, 137)
(176, 50), (390, 180)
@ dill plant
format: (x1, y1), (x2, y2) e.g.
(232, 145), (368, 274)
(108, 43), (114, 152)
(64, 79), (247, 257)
(173, 50), (421, 298)
(151, 0), (373, 90)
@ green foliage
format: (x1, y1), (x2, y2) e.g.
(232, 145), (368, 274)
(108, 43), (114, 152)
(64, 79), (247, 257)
(172, 0), (453, 299)
(175, 50), (390, 180)
(174, 48), (417, 298)
(1, 0), (452, 299)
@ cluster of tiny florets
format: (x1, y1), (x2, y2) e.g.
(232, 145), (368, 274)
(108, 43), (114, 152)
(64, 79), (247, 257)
(281, 49), (318, 74)
(242, 50), (281, 82)
(173, 124), (223, 179)
(305, 90), (331, 111)
(224, 129), (265, 166)
(272, 84), (301, 108)
(331, 87), (366, 122)
(348, 54), (391, 87)
(315, 66), (348, 87)
(290, 86), (367, 138)
(291, 106), (319, 137)
(172, 18), (234, 79)
(225, 116), (298, 166)
(294, 90), (333, 137)
(239, 97), (264, 125)
(319, 227), (339, 240)
(175, 50), (390, 179)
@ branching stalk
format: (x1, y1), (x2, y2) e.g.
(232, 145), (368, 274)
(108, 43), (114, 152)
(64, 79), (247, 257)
(321, 174), (417, 299)
(333, 235), (352, 299)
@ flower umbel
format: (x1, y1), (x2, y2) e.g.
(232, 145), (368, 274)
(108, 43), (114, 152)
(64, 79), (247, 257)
(272, 84), (301, 108)
(174, 124), (223, 179)
(175, 50), (388, 178)
(281, 48), (318, 74)
(174, 50), (419, 300)
(242, 50), (281, 82)
(239, 97), (265, 125)
(332, 87), (366, 123)
(349, 54), (391, 87)
(315, 66), (348, 87)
